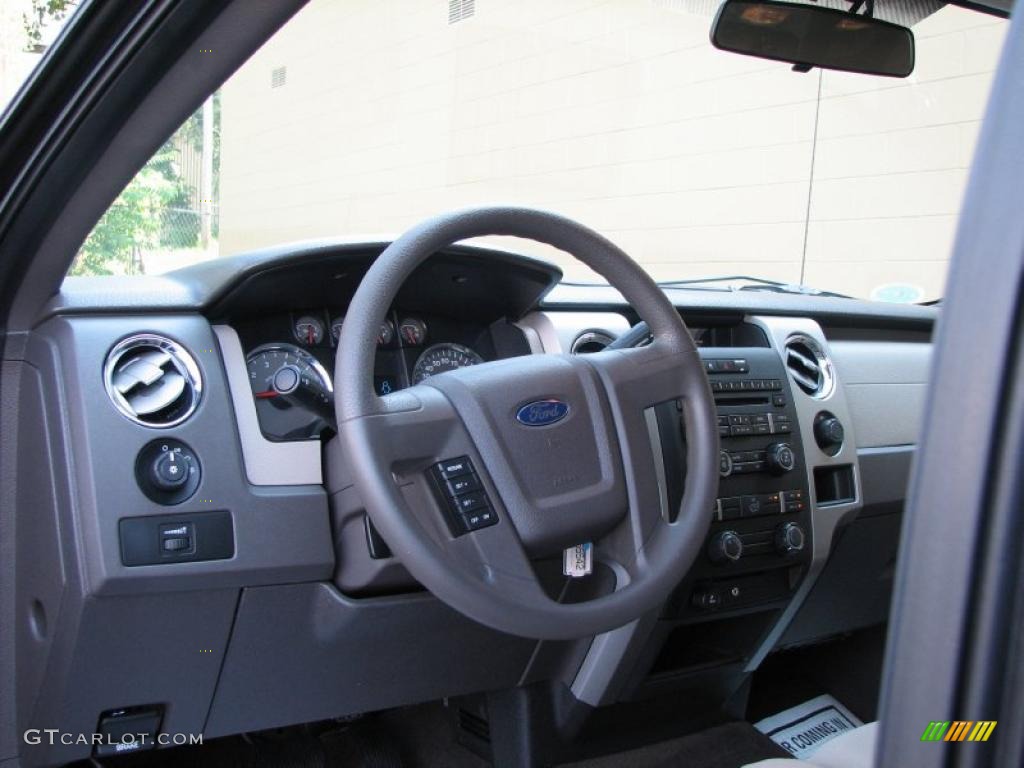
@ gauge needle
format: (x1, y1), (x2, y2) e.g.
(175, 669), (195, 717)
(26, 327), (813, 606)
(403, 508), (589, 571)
(254, 390), (279, 398)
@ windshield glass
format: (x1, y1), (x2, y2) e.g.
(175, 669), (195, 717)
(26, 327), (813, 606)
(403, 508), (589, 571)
(66, 1), (1007, 303)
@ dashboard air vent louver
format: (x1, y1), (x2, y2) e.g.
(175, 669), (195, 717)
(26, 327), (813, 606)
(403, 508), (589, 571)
(570, 330), (615, 355)
(784, 335), (834, 399)
(103, 335), (202, 427)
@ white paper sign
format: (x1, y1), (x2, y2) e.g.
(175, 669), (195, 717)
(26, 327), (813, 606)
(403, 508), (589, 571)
(563, 543), (593, 578)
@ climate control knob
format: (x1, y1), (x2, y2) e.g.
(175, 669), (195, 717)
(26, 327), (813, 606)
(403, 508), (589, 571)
(766, 442), (796, 474)
(775, 522), (806, 556)
(708, 530), (744, 564)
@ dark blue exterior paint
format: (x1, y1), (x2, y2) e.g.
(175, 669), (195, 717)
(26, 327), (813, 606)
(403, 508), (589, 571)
(515, 399), (569, 427)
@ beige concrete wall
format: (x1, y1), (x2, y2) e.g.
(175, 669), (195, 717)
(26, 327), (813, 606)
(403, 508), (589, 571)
(218, 0), (1005, 301)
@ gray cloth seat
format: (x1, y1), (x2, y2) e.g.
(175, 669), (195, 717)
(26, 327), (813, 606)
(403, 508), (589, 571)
(743, 722), (877, 768)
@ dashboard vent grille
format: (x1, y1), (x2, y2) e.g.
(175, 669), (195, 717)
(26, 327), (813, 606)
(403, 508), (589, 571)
(103, 335), (202, 427)
(571, 330), (615, 355)
(784, 335), (834, 399)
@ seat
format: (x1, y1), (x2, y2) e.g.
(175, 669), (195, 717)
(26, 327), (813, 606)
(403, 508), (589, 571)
(744, 722), (878, 768)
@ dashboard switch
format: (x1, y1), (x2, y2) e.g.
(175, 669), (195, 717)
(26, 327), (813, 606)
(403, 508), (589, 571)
(162, 536), (191, 552)
(708, 530), (744, 564)
(151, 450), (189, 491)
(135, 439), (201, 505)
(94, 706), (163, 757)
(775, 522), (807, 556)
(814, 411), (845, 455)
(765, 442), (796, 474)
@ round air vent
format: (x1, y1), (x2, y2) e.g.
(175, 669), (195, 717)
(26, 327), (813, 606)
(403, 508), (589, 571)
(570, 330), (616, 355)
(103, 334), (202, 427)
(784, 335), (835, 399)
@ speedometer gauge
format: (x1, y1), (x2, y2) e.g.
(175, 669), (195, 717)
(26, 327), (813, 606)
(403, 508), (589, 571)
(412, 343), (484, 384)
(247, 343), (333, 441)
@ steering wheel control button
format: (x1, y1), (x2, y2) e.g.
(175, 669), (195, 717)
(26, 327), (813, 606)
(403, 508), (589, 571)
(465, 508), (498, 531)
(437, 457), (472, 479)
(135, 439), (201, 505)
(708, 531), (744, 564)
(429, 456), (499, 536)
(452, 491), (489, 515)
(447, 473), (481, 495)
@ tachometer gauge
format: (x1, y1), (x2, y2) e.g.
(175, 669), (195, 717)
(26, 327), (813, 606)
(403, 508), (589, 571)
(412, 343), (484, 384)
(377, 319), (395, 347)
(293, 315), (325, 346)
(247, 343), (333, 441)
(398, 317), (428, 346)
(330, 316), (345, 343)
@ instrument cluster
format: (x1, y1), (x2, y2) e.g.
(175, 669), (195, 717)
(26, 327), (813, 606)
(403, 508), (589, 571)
(238, 309), (501, 442)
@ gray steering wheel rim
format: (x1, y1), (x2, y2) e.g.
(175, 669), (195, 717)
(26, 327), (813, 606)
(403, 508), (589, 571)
(334, 206), (718, 640)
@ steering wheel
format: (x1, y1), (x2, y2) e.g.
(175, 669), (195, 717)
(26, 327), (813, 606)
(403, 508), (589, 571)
(334, 207), (717, 640)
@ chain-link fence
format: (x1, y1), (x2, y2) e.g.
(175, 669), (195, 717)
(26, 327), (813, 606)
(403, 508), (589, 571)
(159, 205), (219, 249)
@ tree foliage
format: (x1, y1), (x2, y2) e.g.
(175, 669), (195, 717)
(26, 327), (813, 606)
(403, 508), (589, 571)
(23, 0), (76, 52)
(69, 97), (220, 276)
(70, 167), (176, 277)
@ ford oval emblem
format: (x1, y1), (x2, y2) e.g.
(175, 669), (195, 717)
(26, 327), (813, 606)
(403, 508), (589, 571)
(516, 399), (569, 427)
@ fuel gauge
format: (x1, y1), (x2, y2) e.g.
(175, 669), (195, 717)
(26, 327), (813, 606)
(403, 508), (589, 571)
(294, 315), (325, 346)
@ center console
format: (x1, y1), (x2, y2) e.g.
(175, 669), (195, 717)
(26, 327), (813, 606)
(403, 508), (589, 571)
(660, 348), (813, 619)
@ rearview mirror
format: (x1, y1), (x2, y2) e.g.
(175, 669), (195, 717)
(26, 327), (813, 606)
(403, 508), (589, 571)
(711, 0), (915, 77)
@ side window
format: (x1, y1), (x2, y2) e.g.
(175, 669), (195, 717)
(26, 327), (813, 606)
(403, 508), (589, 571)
(69, 94), (220, 276)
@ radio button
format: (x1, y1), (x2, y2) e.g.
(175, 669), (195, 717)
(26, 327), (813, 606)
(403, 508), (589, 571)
(766, 443), (796, 474)
(719, 450), (734, 477)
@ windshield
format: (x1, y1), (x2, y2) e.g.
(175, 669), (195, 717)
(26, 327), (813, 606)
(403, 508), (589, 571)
(66, 1), (1007, 303)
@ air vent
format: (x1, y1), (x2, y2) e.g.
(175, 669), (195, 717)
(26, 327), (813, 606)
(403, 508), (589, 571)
(103, 335), (202, 427)
(571, 330), (615, 355)
(784, 335), (834, 399)
(270, 66), (287, 88)
(448, 0), (475, 24)
(457, 707), (490, 743)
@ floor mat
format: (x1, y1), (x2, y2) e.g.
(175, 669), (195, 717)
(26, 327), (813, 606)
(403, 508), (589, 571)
(753, 694), (862, 761)
(559, 722), (789, 768)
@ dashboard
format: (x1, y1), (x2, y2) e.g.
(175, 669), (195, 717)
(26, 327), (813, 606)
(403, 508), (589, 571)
(14, 239), (936, 765)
